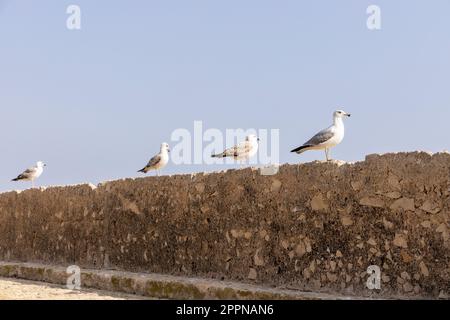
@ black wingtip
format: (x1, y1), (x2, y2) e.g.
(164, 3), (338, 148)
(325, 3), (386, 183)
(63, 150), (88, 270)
(211, 153), (224, 158)
(291, 145), (309, 153)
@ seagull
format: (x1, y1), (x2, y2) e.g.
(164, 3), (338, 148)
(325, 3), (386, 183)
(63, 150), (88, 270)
(291, 110), (351, 161)
(12, 161), (46, 188)
(212, 134), (260, 167)
(138, 143), (170, 176)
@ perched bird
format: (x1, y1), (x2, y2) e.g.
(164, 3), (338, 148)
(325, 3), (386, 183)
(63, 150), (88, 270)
(212, 134), (260, 167)
(291, 110), (351, 161)
(12, 161), (46, 188)
(138, 143), (170, 176)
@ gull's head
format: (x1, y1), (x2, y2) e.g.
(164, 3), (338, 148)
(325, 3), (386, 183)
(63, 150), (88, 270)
(161, 142), (170, 152)
(36, 161), (46, 168)
(334, 110), (351, 119)
(246, 134), (259, 143)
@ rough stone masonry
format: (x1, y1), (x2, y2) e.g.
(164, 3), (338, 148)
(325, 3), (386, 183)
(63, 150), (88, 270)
(0, 152), (448, 299)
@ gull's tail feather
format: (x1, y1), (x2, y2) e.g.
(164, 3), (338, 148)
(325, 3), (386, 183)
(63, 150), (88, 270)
(290, 145), (311, 154)
(138, 167), (147, 173)
(211, 153), (225, 158)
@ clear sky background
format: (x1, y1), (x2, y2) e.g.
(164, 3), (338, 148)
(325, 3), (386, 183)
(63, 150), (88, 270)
(0, 0), (449, 192)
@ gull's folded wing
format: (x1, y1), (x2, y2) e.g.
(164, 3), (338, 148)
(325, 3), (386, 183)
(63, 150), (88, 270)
(304, 127), (335, 146)
(13, 166), (36, 181)
(291, 127), (335, 153)
(145, 154), (162, 169)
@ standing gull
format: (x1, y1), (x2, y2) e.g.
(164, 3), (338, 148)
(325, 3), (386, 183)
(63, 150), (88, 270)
(212, 134), (260, 167)
(12, 161), (46, 188)
(138, 143), (170, 176)
(291, 110), (351, 161)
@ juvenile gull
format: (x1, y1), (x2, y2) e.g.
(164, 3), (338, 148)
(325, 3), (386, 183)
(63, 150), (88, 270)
(212, 134), (259, 167)
(138, 143), (170, 176)
(291, 110), (351, 161)
(12, 161), (46, 188)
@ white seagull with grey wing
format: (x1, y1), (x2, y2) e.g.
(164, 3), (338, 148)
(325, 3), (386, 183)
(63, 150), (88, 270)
(138, 143), (170, 176)
(12, 161), (46, 188)
(212, 134), (260, 167)
(291, 110), (351, 161)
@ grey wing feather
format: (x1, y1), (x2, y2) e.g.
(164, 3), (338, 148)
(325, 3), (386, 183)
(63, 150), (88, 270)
(146, 154), (162, 168)
(13, 167), (36, 180)
(21, 167), (37, 177)
(304, 127), (335, 146)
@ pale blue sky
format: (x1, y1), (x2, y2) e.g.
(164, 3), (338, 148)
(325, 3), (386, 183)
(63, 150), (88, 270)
(0, 0), (449, 191)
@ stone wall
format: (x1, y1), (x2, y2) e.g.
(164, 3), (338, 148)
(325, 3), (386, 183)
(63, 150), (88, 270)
(0, 152), (448, 299)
